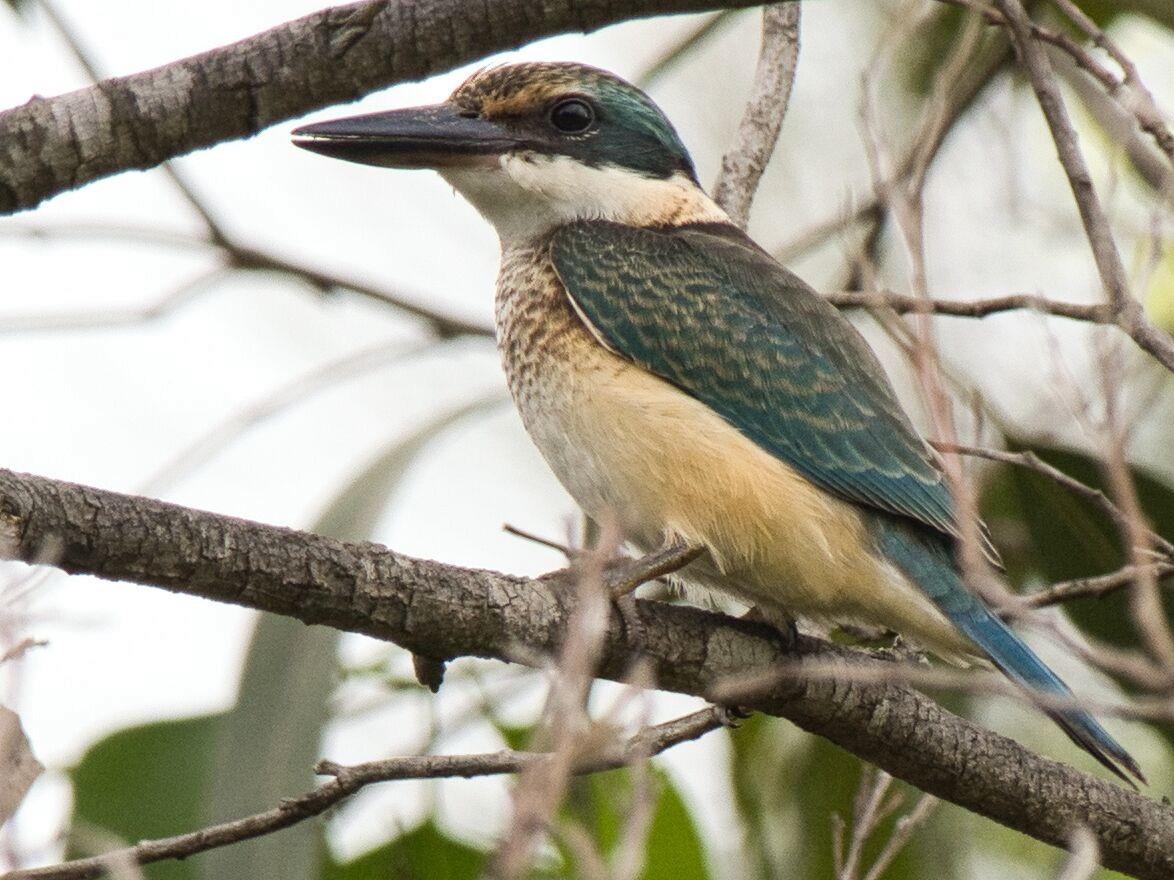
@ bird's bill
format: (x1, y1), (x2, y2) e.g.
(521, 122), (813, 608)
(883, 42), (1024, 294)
(291, 103), (520, 169)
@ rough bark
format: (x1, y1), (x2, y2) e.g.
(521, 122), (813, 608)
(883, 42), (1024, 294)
(0, 0), (764, 216)
(1, 467), (1171, 879)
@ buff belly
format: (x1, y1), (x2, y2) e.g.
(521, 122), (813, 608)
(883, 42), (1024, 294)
(495, 245), (975, 658)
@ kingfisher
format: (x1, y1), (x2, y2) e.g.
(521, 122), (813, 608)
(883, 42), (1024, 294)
(292, 62), (1141, 783)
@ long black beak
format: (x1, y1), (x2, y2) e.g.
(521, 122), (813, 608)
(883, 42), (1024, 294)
(291, 103), (522, 169)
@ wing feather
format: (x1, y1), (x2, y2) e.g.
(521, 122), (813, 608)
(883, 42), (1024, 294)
(550, 220), (959, 540)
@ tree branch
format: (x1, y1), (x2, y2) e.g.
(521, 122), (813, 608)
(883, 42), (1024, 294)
(0, 0), (765, 216)
(992, 0), (1174, 375)
(711, 3), (801, 228)
(3, 708), (725, 880)
(1, 468), (1172, 879)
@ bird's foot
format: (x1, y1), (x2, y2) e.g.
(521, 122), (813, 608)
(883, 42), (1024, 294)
(603, 539), (704, 598)
(740, 604), (799, 652)
(613, 591), (645, 647)
(714, 704), (753, 728)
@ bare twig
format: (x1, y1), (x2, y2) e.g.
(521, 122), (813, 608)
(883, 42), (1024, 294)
(1058, 825), (1102, 880)
(712, 3), (801, 228)
(825, 289), (1114, 323)
(1049, 0), (1174, 166)
(139, 338), (450, 494)
(932, 441), (1174, 560)
(993, 0), (1174, 374)
(5, 707), (723, 880)
(1027, 563), (1174, 609)
(502, 523), (575, 558)
(936, 0), (1174, 167)
(836, 769), (902, 880)
(1097, 354), (1174, 675)
(0, 265), (229, 335)
(0, 639), (47, 665)
(861, 793), (939, 880)
(0, 222), (493, 337)
(493, 524), (616, 879)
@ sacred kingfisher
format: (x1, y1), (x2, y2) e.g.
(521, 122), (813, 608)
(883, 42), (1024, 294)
(293, 62), (1141, 783)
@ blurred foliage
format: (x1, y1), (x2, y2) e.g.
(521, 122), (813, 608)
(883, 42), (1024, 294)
(1074, 0), (1174, 30)
(729, 716), (946, 880)
(196, 615), (338, 880)
(1144, 242), (1174, 334)
(561, 765), (708, 879)
(980, 437), (1174, 659)
(901, 4), (1012, 100)
(323, 820), (485, 880)
(70, 714), (222, 880)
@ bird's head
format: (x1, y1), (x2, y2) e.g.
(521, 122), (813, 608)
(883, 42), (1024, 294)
(292, 62), (728, 243)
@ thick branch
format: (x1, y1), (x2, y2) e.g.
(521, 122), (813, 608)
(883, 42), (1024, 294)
(0, 0), (764, 216)
(1, 468), (1172, 878)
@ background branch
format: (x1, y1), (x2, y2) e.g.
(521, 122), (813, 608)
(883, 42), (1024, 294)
(711, 3), (801, 227)
(1, 468), (1172, 879)
(0, 0), (765, 216)
(3, 708), (725, 880)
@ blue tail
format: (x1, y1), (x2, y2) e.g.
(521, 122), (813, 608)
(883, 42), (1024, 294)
(875, 520), (1143, 785)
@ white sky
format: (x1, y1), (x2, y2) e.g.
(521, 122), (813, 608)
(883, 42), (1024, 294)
(1, 0), (1171, 875)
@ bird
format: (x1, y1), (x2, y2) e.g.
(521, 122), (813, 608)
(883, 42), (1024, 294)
(292, 61), (1142, 783)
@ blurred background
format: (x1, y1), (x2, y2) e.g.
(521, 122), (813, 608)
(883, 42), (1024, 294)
(1, 0), (1172, 877)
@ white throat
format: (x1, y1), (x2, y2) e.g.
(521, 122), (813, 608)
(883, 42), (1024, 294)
(439, 153), (729, 246)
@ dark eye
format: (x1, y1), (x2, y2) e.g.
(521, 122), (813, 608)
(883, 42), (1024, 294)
(548, 98), (595, 134)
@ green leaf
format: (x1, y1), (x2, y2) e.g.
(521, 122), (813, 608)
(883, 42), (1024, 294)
(642, 770), (708, 880)
(195, 615), (338, 880)
(899, 5), (1011, 100)
(562, 764), (707, 878)
(69, 714), (223, 880)
(323, 820), (485, 880)
(1068, 0), (1174, 30)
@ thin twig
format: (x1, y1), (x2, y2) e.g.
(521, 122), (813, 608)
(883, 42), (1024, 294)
(4, 708), (725, 880)
(936, 0), (1174, 166)
(861, 793), (939, 880)
(493, 523), (616, 879)
(1057, 825), (1102, 880)
(139, 338), (450, 495)
(992, 0), (1174, 375)
(1049, 0), (1174, 165)
(0, 265), (229, 335)
(825, 289), (1114, 322)
(1027, 563), (1174, 609)
(933, 441), (1174, 560)
(29, 0), (492, 341)
(0, 221), (492, 337)
(836, 769), (900, 880)
(712, 3), (801, 228)
(502, 523), (575, 558)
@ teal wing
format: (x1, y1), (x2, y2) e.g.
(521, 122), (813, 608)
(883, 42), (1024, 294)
(550, 220), (957, 539)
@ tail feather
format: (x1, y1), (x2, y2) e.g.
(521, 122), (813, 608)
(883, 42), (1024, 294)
(876, 521), (1144, 785)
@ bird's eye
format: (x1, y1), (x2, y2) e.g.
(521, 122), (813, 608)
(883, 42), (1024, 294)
(548, 98), (595, 134)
